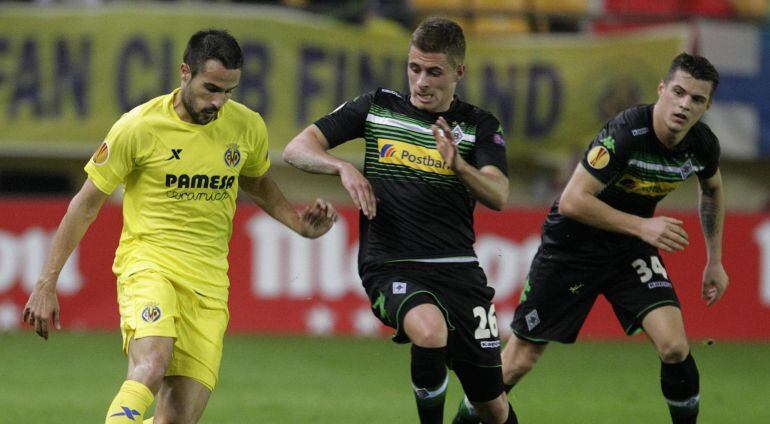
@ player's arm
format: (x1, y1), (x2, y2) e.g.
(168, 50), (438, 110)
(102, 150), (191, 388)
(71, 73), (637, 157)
(239, 171), (337, 239)
(283, 125), (376, 219)
(697, 169), (728, 306)
(559, 163), (689, 252)
(432, 116), (509, 210)
(23, 178), (109, 340)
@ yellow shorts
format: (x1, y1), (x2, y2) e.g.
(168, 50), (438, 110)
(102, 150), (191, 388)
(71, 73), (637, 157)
(117, 269), (229, 391)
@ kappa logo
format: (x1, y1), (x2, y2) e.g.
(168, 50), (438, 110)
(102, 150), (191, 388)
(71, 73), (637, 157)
(141, 304), (162, 323)
(525, 309), (540, 331)
(392, 281), (407, 294)
(92, 142), (110, 166)
(631, 127), (649, 136)
(166, 148), (183, 160)
(480, 340), (501, 349)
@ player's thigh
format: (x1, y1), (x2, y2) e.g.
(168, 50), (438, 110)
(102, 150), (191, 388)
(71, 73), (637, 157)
(501, 333), (547, 374)
(362, 264), (449, 344)
(155, 376), (211, 423)
(511, 250), (600, 343)
(604, 249), (680, 336)
(403, 303), (448, 347)
(642, 305), (689, 361)
(167, 284), (229, 392)
(117, 270), (179, 355)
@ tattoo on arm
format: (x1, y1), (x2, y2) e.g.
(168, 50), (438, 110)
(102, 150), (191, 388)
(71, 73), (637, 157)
(700, 187), (719, 237)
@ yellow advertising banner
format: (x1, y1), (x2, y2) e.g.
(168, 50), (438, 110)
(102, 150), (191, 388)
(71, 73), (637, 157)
(0, 5), (685, 159)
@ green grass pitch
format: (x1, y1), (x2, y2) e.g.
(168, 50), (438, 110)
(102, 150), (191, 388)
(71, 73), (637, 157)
(1, 331), (768, 423)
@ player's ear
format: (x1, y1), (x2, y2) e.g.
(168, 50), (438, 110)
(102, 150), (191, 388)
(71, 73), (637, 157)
(455, 63), (465, 81)
(657, 80), (666, 97)
(180, 63), (191, 83)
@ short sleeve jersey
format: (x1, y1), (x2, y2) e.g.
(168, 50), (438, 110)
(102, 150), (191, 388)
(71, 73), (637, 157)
(541, 104), (720, 257)
(314, 88), (508, 270)
(85, 88), (270, 300)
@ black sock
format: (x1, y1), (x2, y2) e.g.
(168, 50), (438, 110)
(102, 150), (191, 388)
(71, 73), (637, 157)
(411, 345), (448, 424)
(661, 353), (700, 424)
(505, 402), (519, 424)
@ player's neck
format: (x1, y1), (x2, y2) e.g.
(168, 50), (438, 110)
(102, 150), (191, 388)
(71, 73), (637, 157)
(172, 90), (194, 123)
(652, 109), (686, 149)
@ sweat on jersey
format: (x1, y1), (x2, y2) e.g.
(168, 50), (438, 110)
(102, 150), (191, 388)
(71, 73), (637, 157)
(314, 88), (508, 271)
(542, 104), (720, 257)
(85, 88), (271, 300)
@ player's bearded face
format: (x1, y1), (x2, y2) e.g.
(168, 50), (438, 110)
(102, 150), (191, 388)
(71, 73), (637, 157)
(656, 69), (713, 135)
(180, 59), (241, 125)
(407, 46), (464, 113)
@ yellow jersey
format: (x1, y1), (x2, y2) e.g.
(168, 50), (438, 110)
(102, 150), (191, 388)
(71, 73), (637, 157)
(85, 88), (270, 300)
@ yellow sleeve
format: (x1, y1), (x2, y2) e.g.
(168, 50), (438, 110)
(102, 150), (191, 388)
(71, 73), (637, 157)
(84, 114), (144, 195)
(239, 113), (271, 178)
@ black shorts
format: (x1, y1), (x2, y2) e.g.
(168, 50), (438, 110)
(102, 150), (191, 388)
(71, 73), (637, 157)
(511, 243), (680, 343)
(362, 262), (502, 368)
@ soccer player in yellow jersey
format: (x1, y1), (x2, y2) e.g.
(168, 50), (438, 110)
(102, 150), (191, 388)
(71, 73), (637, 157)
(22, 29), (337, 423)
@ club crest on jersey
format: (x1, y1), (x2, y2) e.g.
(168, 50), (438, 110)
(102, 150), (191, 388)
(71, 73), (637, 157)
(451, 124), (464, 145)
(587, 146), (610, 169)
(224, 143), (241, 168)
(92, 142), (110, 166)
(392, 281), (407, 294)
(679, 159), (694, 180)
(141, 304), (162, 323)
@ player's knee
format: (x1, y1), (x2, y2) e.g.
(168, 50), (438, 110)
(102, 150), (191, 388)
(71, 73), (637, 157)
(129, 353), (171, 389)
(473, 396), (509, 424)
(405, 307), (447, 347)
(502, 342), (542, 383)
(657, 339), (690, 363)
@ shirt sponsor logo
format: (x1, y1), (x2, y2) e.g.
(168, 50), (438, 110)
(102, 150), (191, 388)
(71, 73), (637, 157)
(631, 127), (649, 136)
(165, 174), (235, 189)
(392, 281), (407, 294)
(616, 175), (681, 196)
(92, 142), (110, 166)
(224, 143), (241, 168)
(586, 146), (610, 169)
(377, 139), (454, 175)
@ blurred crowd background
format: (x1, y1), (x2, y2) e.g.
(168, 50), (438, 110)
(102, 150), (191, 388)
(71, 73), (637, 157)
(1, 0), (769, 211)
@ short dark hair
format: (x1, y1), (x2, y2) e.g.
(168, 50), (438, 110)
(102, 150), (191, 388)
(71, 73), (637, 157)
(664, 53), (720, 95)
(410, 17), (466, 67)
(183, 29), (243, 77)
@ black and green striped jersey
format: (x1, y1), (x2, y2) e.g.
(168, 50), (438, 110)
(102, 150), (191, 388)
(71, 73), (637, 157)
(314, 88), (507, 270)
(542, 104), (720, 256)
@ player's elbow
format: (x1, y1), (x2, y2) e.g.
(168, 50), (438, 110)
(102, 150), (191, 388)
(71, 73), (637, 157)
(282, 141), (302, 167)
(558, 191), (580, 218)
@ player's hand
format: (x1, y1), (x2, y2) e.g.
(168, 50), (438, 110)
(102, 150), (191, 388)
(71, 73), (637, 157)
(639, 216), (689, 253)
(432, 116), (466, 172)
(702, 261), (728, 307)
(298, 198), (338, 238)
(339, 163), (376, 220)
(22, 281), (61, 340)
